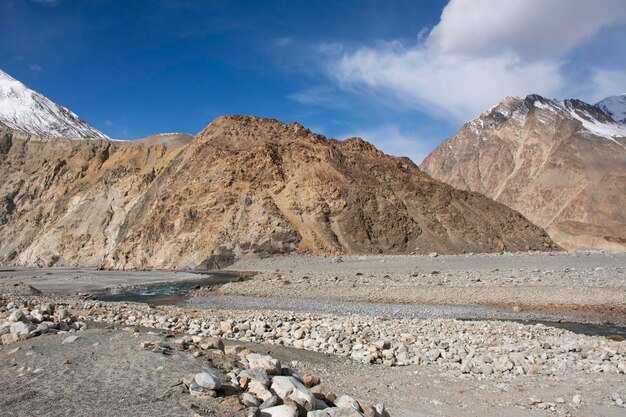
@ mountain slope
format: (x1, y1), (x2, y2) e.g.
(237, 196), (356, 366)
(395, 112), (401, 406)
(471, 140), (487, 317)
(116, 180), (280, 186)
(0, 69), (109, 140)
(0, 116), (557, 269)
(421, 94), (626, 251)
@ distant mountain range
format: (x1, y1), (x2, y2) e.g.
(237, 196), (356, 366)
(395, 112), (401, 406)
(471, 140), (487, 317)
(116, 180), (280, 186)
(421, 94), (626, 251)
(0, 70), (557, 268)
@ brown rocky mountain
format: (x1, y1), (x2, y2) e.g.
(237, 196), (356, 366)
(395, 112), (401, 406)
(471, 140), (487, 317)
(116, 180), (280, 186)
(0, 116), (557, 269)
(421, 94), (626, 251)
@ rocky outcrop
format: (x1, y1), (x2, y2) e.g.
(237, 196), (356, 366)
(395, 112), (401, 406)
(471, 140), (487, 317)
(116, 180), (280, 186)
(0, 116), (556, 269)
(421, 95), (626, 251)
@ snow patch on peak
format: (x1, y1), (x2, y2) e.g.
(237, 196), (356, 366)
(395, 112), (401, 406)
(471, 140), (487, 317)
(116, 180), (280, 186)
(529, 95), (626, 143)
(596, 94), (626, 124)
(0, 69), (109, 140)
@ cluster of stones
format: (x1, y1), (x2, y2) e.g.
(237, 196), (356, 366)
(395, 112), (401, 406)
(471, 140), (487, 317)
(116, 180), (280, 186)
(81, 301), (626, 379)
(0, 299), (86, 345)
(168, 335), (390, 417)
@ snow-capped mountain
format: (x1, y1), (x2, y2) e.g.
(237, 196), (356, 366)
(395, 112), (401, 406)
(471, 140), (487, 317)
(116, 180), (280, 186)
(530, 95), (626, 144)
(596, 94), (626, 124)
(0, 69), (109, 140)
(421, 93), (626, 252)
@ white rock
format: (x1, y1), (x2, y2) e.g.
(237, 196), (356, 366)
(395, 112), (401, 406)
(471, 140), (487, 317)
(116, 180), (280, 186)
(8, 310), (27, 323)
(10, 321), (34, 335)
(247, 353), (282, 375)
(195, 372), (221, 390)
(260, 405), (297, 417)
(334, 395), (362, 411)
(242, 392), (261, 407)
(271, 376), (316, 410)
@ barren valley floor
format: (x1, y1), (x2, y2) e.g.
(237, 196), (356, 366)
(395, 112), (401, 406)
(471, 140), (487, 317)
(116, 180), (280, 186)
(1, 251), (625, 417)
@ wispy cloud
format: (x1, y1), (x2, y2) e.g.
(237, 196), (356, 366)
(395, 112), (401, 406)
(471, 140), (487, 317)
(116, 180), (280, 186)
(589, 69), (626, 102)
(274, 36), (294, 47)
(29, 64), (42, 72)
(288, 86), (349, 109)
(317, 0), (626, 122)
(341, 124), (433, 164)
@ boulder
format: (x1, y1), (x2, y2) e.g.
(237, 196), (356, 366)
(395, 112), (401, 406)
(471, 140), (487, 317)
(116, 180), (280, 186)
(260, 405), (297, 417)
(195, 372), (222, 390)
(240, 367), (270, 386)
(303, 374), (321, 388)
(242, 392), (262, 407)
(200, 337), (225, 351)
(260, 394), (279, 410)
(10, 321), (35, 335)
(247, 353), (282, 375)
(334, 396), (362, 412)
(8, 310), (27, 323)
(249, 380), (274, 401)
(271, 376), (316, 410)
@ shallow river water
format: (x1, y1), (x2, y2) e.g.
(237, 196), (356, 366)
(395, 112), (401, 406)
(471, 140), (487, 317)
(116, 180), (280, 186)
(98, 276), (626, 339)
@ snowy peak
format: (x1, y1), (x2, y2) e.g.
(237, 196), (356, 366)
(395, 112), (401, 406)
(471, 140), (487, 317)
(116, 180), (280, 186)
(596, 94), (626, 124)
(523, 95), (625, 140)
(471, 94), (626, 141)
(0, 69), (109, 140)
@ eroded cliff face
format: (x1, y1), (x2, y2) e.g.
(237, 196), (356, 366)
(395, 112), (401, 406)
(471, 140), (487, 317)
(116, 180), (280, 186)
(0, 116), (556, 269)
(421, 95), (626, 251)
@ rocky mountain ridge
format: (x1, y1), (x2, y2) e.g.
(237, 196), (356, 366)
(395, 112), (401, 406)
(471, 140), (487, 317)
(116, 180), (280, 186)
(421, 94), (626, 251)
(0, 115), (557, 269)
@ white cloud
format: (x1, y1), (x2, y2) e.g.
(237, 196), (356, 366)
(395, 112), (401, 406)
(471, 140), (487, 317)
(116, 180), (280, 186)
(333, 44), (563, 121)
(342, 124), (432, 164)
(29, 64), (42, 72)
(589, 69), (626, 102)
(322, 0), (626, 121)
(428, 0), (626, 58)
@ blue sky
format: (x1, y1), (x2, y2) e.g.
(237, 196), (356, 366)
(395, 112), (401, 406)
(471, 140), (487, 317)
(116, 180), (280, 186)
(1, 0), (625, 162)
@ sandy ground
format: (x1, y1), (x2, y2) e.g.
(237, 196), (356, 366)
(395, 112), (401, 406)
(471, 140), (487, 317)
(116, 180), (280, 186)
(0, 268), (214, 294)
(0, 326), (240, 417)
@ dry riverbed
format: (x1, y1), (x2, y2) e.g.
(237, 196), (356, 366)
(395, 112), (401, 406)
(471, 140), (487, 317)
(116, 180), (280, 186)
(222, 251), (626, 324)
(1, 251), (625, 416)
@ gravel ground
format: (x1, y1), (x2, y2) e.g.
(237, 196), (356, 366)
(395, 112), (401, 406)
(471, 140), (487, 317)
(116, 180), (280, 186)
(1, 251), (625, 417)
(221, 251), (626, 323)
(187, 294), (625, 335)
(1, 319), (624, 417)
